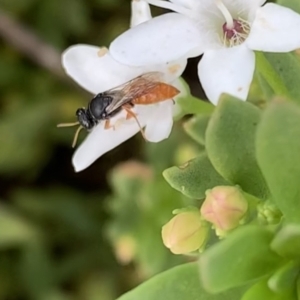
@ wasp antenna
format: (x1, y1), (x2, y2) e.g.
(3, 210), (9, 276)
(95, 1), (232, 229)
(72, 126), (83, 148)
(57, 122), (80, 128)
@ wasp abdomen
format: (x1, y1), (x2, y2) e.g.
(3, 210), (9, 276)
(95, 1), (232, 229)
(133, 83), (180, 105)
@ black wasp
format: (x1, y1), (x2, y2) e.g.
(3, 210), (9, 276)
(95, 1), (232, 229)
(57, 72), (180, 147)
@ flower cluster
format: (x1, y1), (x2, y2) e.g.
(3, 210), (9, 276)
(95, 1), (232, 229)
(62, 0), (300, 171)
(111, 0), (300, 104)
(161, 186), (248, 254)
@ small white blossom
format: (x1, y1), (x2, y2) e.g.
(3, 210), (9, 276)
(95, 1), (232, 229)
(110, 0), (300, 104)
(62, 0), (187, 172)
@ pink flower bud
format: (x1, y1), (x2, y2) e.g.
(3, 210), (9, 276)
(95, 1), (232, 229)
(113, 235), (137, 265)
(201, 186), (248, 231)
(162, 211), (208, 254)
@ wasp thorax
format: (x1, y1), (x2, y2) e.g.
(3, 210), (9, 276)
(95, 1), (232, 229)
(89, 93), (113, 120)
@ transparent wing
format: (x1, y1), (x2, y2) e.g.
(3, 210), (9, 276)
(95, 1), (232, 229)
(104, 72), (164, 113)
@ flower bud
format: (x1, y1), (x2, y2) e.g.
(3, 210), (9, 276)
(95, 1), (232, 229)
(257, 201), (282, 225)
(162, 211), (208, 254)
(113, 235), (137, 265)
(201, 186), (248, 232)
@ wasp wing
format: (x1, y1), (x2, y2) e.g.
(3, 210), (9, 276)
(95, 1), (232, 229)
(104, 72), (165, 114)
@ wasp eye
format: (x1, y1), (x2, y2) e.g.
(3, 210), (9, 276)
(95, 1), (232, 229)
(76, 108), (84, 116)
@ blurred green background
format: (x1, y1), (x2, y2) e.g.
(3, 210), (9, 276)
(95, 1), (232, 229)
(0, 1), (202, 299)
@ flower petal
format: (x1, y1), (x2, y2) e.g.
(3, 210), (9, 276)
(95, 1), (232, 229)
(246, 3), (300, 52)
(130, 0), (152, 27)
(198, 45), (255, 105)
(169, 0), (199, 9)
(110, 13), (203, 66)
(162, 59), (187, 83)
(72, 110), (149, 172)
(144, 100), (174, 142)
(62, 45), (141, 94)
(222, 0), (266, 21)
(62, 44), (186, 94)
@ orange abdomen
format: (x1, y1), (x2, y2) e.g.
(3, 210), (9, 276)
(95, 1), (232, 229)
(133, 83), (180, 105)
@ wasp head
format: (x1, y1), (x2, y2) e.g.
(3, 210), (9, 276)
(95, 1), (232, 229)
(76, 108), (95, 130)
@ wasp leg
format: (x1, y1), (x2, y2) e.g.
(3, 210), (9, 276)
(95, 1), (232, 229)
(104, 119), (115, 130)
(125, 113), (133, 120)
(122, 105), (147, 140)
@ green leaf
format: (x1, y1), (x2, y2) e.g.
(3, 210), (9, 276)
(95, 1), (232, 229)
(268, 261), (299, 293)
(263, 53), (300, 102)
(242, 280), (296, 300)
(163, 154), (229, 199)
(255, 52), (290, 98)
(249, 71), (272, 105)
(206, 95), (269, 199)
(175, 78), (214, 118)
(177, 96), (214, 116)
(184, 115), (210, 145)
(117, 263), (247, 300)
(0, 102), (52, 175)
(277, 0), (300, 14)
(297, 276), (300, 299)
(0, 207), (36, 248)
(255, 72), (274, 100)
(199, 226), (283, 293)
(19, 242), (55, 299)
(271, 225), (300, 259)
(256, 100), (300, 222)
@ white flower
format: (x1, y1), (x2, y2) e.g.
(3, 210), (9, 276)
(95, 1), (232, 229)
(109, 0), (300, 105)
(62, 0), (187, 172)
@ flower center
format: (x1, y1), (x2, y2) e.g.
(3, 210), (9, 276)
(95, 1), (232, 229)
(215, 0), (250, 47)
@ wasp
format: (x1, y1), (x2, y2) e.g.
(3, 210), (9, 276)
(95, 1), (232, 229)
(58, 72), (180, 147)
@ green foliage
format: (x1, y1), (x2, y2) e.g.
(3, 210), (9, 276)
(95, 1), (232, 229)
(3, 0), (300, 299)
(163, 154), (229, 199)
(158, 90), (300, 300)
(268, 261), (299, 293)
(199, 226), (283, 293)
(256, 100), (300, 222)
(176, 95), (214, 116)
(242, 280), (296, 300)
(255, 52), (290, 99)
(175, 79), (214, 118)
(0, 1), (155, 298)
(0, 101), (53, 175)
(255, 51), (300, 103)
(0, 206), (37, 247)
(183, 115), (210, 146)
(206, 95), (269, 199)
(0, 188), (117, 299)
(278, 0), (300, 13)
(117, 263), (247, 300)
(263, 53), (300, 102)
(106, 161), (190, 276)
(271, 225), (300, 259)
